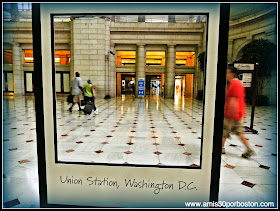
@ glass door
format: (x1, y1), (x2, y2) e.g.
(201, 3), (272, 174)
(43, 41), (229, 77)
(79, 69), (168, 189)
(56, 71), (70, 93)
(121, 74), (135, 95)
(146, 74), (161, 96)
(24, 71), (34, 93)
(3, 71), (14, 93)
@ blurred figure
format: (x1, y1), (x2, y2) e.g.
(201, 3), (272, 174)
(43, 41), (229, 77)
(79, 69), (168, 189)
(69, 72), (83, 112)
(131, 82), (135, 97)
(222, 66), (255, 158)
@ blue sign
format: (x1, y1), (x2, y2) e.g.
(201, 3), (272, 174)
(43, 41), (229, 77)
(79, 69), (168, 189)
(138, 81), (144, 87)
(138, 90), (144, 95)
(138, 78), (145, 97)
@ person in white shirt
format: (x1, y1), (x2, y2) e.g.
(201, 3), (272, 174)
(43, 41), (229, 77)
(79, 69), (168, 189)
(69, 72), (83, 112)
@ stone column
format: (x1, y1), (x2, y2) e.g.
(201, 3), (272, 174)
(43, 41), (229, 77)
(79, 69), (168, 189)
(194, 23), (207, 99)
(165, 44), (176, 99)
(70, 18), (75, 81)
(109, 43), (116, 97)
(105, 18), (110, 97)
(135, 44), (146, 98)
(13, 43), (24, 95)
(195, 45), (203, 99)
(71, 17), (107, 97)
(194, 44), (206, 98)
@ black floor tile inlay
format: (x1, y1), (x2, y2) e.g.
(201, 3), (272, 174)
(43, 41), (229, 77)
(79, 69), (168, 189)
(4, 199), (20, 208)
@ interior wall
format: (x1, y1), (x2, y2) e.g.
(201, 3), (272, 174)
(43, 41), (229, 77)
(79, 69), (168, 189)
(116, 72), (122, 96)
(185, 74), (193, 97)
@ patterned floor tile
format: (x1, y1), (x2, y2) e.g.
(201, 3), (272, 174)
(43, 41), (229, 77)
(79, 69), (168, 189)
(259, 164), (270, 170)
(2, 95), (277, 208)
(224, 164), (236, 169)
(18, 160), (30, 164)
(241, 180), (256, 188)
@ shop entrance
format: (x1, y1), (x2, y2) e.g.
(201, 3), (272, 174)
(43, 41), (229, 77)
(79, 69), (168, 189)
(175, 73), (194, 98)
(175, 75), (185, 97)
(3, 71), (14, 95)
(55, 71), (70, 94)
(116, 73), (135, 96)
(146, 73), (164, 96)
(24, 71), (34, 94)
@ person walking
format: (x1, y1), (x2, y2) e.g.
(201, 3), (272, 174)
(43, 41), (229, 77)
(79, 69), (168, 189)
(69, 72), (83, 112)
(131, 82), (135, 97)
(161, 84), (164, 98)
(84, 79), (98, 114)
(222, 65), (255, 158)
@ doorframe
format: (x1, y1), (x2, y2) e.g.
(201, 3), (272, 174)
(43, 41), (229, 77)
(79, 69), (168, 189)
(175, 73), (194, 98)
(146, 73), (164, 96)
(121, 73), (135, 95)
(116, 72), (135, 96)
(3, 71), (14, 93)
(24, 71), (34, 94)
(55, 71), (70, 94)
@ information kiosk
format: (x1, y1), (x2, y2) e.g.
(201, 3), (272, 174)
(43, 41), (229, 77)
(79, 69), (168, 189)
(233, 60), (259, 134)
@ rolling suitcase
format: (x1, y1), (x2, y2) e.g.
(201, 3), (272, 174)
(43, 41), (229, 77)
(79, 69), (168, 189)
(83, 102), (93, 115)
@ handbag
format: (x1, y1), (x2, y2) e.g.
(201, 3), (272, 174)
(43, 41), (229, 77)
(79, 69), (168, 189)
(81, 99), (86, 106)
(67, 94), (73, 104)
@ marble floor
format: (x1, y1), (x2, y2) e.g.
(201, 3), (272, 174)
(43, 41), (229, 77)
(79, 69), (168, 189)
(2, 95), (278, 208)
(56, 95), (202, 166)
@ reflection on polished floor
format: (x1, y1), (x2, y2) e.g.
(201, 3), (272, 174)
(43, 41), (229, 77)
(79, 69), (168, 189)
(2, 95), (278, 208)
(56, 95), (202, 166)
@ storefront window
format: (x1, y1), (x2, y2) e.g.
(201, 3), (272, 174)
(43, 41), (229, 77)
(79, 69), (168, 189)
(146, 51), (166, 66)
(116, 51), (136, 66)
(24, 50), (70, 64)
(176, 52), (195, 66)
(3, 50), (13, 64)
(55, 58), (61, 63)
(55, 50), (71, 65)
(24, 50), (34, 63)
(145, 15), (168, 23)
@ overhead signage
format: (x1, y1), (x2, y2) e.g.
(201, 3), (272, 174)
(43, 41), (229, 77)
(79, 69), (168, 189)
(234, 63), (254, 70)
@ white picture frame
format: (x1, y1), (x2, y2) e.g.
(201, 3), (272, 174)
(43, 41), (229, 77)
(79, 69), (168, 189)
(37, 3), (222, 208)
